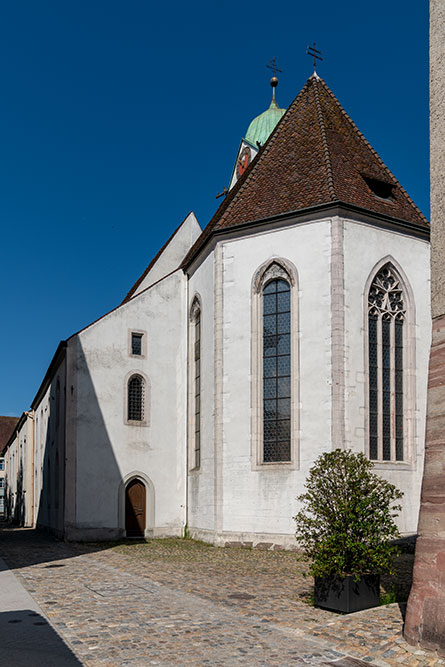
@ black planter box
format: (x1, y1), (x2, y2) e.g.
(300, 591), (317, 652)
(314, 574), (380, 613)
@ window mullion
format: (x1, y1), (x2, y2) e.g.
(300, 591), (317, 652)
(390, 316), (396, 462)
(377, 315), (383, 461)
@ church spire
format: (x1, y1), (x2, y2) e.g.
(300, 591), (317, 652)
(228, 61), (287, 191)
(266, 57), (282, 107)
(270, 75), (279, 107)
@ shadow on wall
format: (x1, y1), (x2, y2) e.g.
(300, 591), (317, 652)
(7, 460), (25, 527)
(0, 608), (82, 666)
(34, 337), (145, 543)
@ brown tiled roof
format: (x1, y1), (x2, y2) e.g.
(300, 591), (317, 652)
(0, 416), (19, 452)
(183, 75), (427, 267)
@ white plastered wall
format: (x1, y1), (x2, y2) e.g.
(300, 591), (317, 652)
(188, 215), (430, 547)
(342, 218), (431, 534)
(218, 219), (333, 545)
(187, 250), (216, 535)
(32, 360), (66, 535)
(70, 269), (188, 540)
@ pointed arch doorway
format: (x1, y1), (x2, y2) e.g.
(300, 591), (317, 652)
(125, 478), (146, 537)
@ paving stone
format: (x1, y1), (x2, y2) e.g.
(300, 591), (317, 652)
(0, 527), (444, 666)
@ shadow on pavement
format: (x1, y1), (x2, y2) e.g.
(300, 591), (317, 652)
(0, 524), (113, 571)
(0, 609), (82, 666)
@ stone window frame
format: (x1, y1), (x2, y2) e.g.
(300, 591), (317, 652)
(128, 329), (147, 359)
(124, 370), (150, 427)
(188, 294), (202, 472)
(364, 256), (417, 469)
(251, 258), (300, 470)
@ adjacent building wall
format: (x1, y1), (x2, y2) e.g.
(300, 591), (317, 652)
(0, 456), (5, 516)
(32, 359), (66, 537)
(404, 0), (445, 652)
(4, 413), (34, 527)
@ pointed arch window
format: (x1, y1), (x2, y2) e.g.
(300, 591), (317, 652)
(263, 278), (291, 462)
(128, 374), (145, 422)
(252, 260), (299, 469)
(368, 264), (405, 462)
(189, 297), (201, 470)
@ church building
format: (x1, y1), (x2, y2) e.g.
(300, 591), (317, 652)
(3, 72), (431, 547)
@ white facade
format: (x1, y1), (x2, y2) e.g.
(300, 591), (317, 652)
(0, 457), (5, 516)
(2, 207), (430, 545)
(185, 213), (430, 546)
(3, 413), (34, 526)
(2, 78), (431, 547)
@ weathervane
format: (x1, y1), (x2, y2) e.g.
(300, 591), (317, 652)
(266, 57), (283, 102)
(306, 43), (323, 72)
(266, 57), (282, 79)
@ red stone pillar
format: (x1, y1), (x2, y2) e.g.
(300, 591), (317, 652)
(404, 315), (445, 653)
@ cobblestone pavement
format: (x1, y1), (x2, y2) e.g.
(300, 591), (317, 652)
(0, 527), (443, 667)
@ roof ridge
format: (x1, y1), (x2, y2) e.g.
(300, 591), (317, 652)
(317, 78), (428, 225)
(313, 77), (336, 200)
(216, 78), (313, 229)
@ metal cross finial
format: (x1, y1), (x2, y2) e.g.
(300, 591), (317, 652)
(266, 57), (282, 78)
(306, 42), (323, 72)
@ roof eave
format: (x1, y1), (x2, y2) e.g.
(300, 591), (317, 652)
(2, 412), (28, 455)
(31, 341), (67, 411)
(183, 200), (429, 272)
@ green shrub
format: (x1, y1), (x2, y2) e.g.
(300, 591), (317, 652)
(294, 449), (403, 578)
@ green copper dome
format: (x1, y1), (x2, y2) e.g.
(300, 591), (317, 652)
(245, 96), (286, 147)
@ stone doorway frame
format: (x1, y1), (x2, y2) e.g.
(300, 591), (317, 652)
(118, 471), (155, 538)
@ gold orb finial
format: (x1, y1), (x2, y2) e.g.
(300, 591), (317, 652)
(270, 76), (278, 88)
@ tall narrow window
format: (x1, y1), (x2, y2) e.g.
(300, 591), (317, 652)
(128, 374), (144, 422)
(263, 278), (291, 462)
(194, 310), (201, 469)
(368, 264), (405, 461)
(252, 259), (298, 469)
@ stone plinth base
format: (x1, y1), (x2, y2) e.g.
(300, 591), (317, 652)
(404, 315), (445, 653)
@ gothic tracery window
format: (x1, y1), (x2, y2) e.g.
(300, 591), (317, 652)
(128, 374), (144, 422)
(368, 264), (405, 461)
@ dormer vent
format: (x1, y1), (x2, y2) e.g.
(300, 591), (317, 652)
(362, 175), (394, 201)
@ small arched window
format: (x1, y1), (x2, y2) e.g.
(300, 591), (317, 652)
(128, 374), (144, 422)
(368, 263), (405, 462)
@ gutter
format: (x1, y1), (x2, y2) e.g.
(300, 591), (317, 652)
(31, 340), (67, 411)
(182, 200), (430, 272)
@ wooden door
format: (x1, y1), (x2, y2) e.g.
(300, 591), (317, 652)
(125, 479), (146, 537)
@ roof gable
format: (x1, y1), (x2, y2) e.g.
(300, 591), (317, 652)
(122, 211), (201, 303)
(0, 416), (20, 452)
(183, 75), (427, 267)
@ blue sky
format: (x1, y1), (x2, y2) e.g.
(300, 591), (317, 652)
(0, 0), (428, 416)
